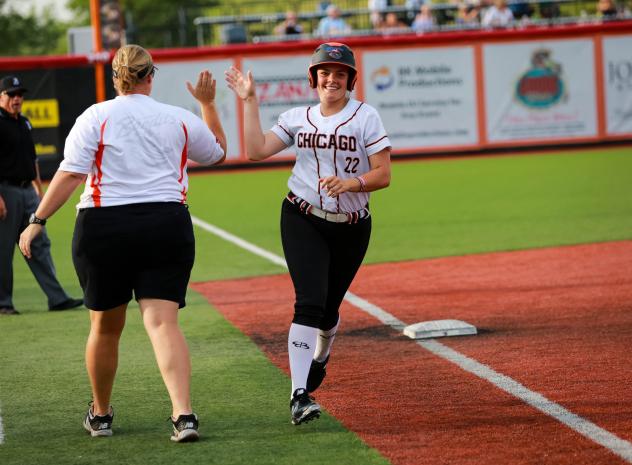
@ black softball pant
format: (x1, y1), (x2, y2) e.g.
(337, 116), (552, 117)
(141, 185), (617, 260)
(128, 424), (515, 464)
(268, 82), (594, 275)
(280, 198), (371, 331)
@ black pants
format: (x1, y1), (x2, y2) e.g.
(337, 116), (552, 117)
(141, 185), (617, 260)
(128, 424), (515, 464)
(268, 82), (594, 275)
(280, 198), (371, 330)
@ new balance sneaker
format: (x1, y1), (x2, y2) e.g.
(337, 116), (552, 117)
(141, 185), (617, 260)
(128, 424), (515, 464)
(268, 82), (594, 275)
(306, 355), (329, 393)
(290, 388), (321, 425)
(83, 402), (113, 437)
(170, 413), (199, 443)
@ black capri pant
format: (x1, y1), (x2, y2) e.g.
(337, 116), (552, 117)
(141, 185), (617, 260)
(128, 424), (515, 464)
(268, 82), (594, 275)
(280, 197), (371, 330)
(72, 202), (195, 311)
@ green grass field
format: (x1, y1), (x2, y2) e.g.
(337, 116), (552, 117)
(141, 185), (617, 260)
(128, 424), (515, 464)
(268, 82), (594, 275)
(1, 146), (631, 465)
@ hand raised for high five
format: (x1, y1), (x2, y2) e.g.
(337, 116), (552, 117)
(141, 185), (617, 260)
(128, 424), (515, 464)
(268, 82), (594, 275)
(186, 70), (217, 105)
(224, 66), (256, 101)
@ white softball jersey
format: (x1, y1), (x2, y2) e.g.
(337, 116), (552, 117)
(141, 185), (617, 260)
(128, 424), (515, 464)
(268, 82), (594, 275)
(271, 98), (391, 213)
(60, 93), (224, 209)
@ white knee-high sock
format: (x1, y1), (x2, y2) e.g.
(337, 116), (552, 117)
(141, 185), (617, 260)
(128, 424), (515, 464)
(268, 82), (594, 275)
(313, 318), (339, 363)
(288, 323), (318, 395)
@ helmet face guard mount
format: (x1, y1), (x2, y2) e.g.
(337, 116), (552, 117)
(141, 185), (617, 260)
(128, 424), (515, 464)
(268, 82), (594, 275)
(308, 42), (357, 92)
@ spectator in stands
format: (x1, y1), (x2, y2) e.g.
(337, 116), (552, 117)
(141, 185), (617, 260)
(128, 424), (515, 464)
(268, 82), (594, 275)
(508, 0), (534, 21)
(378, 12), (409, 32)
(369, 0), (389, 28)
(481, 0), (514, 27)
(456, 0), (481, 25)
(274, 11), (304, 36)
(405, 0), (425, 23)
(411, 4), (436, 32)
(597, 0), (618, 17)
(316, 4), (352, 37)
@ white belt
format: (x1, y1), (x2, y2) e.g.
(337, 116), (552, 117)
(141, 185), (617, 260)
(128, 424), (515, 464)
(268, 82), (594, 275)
(309, 207), (351, 223)
(286, 192), (370, 224)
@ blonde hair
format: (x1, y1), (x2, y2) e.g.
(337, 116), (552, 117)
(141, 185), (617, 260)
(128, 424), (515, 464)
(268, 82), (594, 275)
(112, 45), (154, 94)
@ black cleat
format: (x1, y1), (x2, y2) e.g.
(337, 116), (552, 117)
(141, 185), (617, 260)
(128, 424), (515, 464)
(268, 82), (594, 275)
(83, 402), (113, 437)
(306, 355), (329, 393)
(170, 413), (199, 443)
(290, 388), (321, 425)
(0, 307), (19, 315)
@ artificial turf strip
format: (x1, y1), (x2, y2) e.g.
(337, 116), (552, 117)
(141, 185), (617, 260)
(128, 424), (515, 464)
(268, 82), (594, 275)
(0, 291), (390, 465)
(188, 146), (632, 282)
(3, 146), (632, 464)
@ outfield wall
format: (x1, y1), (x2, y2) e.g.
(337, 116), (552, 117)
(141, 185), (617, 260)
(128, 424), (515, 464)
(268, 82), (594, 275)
(1, 21), (630, 175)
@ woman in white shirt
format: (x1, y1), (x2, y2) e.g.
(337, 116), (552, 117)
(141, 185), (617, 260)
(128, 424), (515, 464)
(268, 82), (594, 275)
(19, 44), (226, 442)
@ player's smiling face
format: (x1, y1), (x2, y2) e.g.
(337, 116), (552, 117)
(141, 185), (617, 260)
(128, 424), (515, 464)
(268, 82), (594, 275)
(316, 64), (349, 103)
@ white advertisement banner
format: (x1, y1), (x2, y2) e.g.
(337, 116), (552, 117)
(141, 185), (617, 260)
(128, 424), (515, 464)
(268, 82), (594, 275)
(603, 35), (632, 136)
(484, 39), (597, 142)
(362, 47), (479, 149)
(150, 59), (240, 159)
(242, 55), (319, 157)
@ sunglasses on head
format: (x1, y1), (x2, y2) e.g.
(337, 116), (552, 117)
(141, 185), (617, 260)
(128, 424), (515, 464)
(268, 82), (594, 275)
(113, 65), (157, 79)
(4, 91), (24, 98)
(138, 65), (158, 79)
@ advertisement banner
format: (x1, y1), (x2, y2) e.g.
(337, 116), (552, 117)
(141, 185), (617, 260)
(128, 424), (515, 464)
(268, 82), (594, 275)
(362, 47), (479, 149)
(242, 55), (319, 157)
(484, 39), (597, 142)
(603, 35), (632, 136)
(150, 59), (240, 159)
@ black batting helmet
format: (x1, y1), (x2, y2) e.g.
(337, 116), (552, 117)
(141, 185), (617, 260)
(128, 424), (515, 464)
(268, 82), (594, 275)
(308, 42), (357, 91)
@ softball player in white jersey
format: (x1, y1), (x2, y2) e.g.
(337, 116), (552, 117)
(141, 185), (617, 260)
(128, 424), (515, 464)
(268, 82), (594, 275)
(226, 42), (391, 426)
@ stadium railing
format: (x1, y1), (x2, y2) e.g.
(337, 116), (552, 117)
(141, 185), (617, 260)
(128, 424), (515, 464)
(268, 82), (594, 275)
(192, 0), (629, 45)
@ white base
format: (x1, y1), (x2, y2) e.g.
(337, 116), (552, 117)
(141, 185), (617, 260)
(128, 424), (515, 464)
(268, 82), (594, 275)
(403, 319), (477, 339)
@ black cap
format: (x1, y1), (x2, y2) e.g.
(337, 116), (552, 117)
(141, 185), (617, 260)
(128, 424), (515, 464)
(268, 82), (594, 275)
(0, 76), (28, 94)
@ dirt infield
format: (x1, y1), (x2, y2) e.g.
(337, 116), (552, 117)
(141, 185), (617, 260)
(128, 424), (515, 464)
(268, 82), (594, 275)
(192, 241), (632, 465)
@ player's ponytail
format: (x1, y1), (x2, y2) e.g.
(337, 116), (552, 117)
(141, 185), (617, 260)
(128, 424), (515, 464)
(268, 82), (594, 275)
(112, 45), (155, 95)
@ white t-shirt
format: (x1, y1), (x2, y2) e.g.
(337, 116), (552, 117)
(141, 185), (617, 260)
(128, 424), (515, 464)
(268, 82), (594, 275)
(271, 98), (391, 213)
(60, 94), (224, 209)
(482, 6), (514, 27)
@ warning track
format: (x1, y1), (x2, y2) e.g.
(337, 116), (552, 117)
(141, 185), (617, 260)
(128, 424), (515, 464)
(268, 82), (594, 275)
(192, 240), (632, 465)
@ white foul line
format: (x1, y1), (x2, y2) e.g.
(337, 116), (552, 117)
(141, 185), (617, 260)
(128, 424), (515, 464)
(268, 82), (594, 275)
(191, 214), (632, 463)
(0, 403), (4, 445)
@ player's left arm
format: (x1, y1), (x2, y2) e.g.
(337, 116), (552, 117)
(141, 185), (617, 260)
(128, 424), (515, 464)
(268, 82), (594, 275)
(362, 147), (391, 191)
(320, 147), (391, 197)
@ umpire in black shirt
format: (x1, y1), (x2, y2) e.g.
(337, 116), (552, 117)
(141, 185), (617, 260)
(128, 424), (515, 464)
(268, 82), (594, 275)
(0, 75), (83, 315)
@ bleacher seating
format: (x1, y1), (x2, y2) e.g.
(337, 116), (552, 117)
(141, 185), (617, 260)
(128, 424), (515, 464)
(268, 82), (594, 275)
(192, 0), (632, 45)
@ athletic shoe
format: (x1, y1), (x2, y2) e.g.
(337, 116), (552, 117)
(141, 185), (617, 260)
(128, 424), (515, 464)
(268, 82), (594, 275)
(170, 413), (199, 443)
(83, 402), (113, 437)
(290, 388), (321, 425)
(0, 307), (19, 315)
(49, 298), (83, 311)
(306, 355), (329, 393)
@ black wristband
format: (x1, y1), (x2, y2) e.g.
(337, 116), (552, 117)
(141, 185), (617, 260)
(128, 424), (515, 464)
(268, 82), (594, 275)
(29, 213), (46, 226)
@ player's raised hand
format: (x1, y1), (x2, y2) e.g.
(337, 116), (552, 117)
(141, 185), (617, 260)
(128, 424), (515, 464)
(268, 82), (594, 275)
(186, 70), (216, 105)
(225, 66), (256, 101)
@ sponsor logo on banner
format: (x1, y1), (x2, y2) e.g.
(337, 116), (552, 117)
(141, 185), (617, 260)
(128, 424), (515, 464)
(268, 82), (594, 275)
(22, 99), (60, 128)
(370, 66), (395, 91)
(257, 76), (318, 107)
(608, 59), (632, 91)
(515, 49), (566, 109)
(606, 57), (632, 133)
